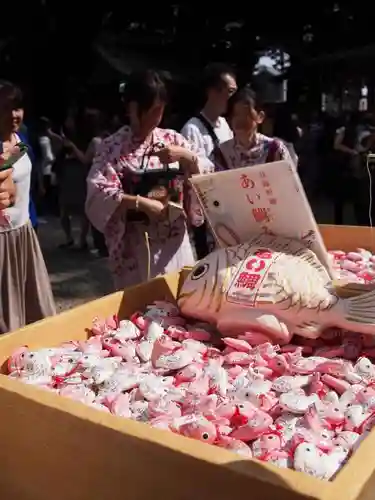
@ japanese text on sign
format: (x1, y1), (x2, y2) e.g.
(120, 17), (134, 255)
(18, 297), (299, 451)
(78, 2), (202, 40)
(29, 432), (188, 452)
(240, 174), (255, 189)
(233, 249), (272, 290)
(228, 247), (276, 305)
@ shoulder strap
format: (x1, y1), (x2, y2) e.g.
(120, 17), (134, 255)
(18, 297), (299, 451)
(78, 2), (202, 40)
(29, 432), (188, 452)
(266, 139), (280, 163)
(196, 113), (220, 148)
(196, 113), (230, 170)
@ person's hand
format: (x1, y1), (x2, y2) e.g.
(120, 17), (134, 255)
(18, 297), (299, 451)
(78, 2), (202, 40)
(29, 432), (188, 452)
(0, 168), (15, 209)
(138, 197), (166, 219)
(153, 145), (192, 164)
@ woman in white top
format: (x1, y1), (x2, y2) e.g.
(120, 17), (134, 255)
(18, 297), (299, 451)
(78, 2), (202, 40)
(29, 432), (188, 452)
(0, 81), (55, 333)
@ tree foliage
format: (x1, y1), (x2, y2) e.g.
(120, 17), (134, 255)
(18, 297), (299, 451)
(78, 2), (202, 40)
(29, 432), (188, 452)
(0, 1), (374, 111)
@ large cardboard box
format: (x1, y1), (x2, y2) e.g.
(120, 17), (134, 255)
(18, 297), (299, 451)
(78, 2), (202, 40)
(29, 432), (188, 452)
(0, 225), (375, 500)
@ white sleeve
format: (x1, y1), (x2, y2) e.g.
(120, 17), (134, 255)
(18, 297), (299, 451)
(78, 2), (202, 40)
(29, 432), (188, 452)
(39, 136), (54, 163)
(86, 137), (103, 164)
(180, 122), (207, 157)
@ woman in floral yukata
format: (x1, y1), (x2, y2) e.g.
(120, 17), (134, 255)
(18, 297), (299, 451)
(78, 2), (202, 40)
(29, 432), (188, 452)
(86, 70), (210, 289)
(212, 86), (293, 171)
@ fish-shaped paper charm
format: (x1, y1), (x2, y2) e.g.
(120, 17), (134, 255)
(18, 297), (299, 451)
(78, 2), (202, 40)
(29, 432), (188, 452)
(233, 380), (273, 405)
(153, 349), (194, 371)
(204, 360), (228, 397)
(344, 404), (372, 432)
(230, 408), (273, 441)
(290, 356), (327, 375)
(252, 429), (283, 458)
(53, 352), (82, 379)
(274, 412), (303, 441)
(96, 370), (141, 403)
(356, 385), (375, 410)
(334, 431), (360, 450)
(294, 443), (337, 480)
(59, 385), (96, 405)
(314, 399), (345, 427)
(175, 363), (204, 385)
(224, 351), (253, 366)
(85, 357), (122, 385)
(217, 435), (253, 458)
(148, 399), (181, 419)
(138, 374), (174, 401)
(8, 346), (29, 373)
(78, 336), (104, 355)
(272, 375), (310, 393)
(353, 357), (375, 382)
(110, 393), (132, 418)
(175, 415), (217, 444)
(12, 351), (53, 386)
(110, 342), (140, 364)
(130, 400), (149, 422)
(178, 233), (375, 344)
(113, 320), (141, 342)
(279, 392), (319, 414)
(258, 449), (290, 469)
(136, 322), (165, 363)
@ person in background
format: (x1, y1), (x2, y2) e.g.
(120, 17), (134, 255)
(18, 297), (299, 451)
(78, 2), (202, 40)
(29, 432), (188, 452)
(0, 81), (55, 333)
(332, 112), (361, 225)
(349, 115), (375, 225)
(36, 117), (59, 216)
(63, 107), (109, 257)
(273, 105), (300, 167)
(86, 70), (210, 289)
(53, 110), (90, 250)
(181, 63), (237, 259)
(212, 86), (293, 171)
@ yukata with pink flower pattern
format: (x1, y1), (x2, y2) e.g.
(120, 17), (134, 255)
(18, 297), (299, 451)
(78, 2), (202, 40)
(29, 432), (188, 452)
(86, 125), (210, 289)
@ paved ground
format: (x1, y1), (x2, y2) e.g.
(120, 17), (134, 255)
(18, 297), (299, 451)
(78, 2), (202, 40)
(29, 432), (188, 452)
(38, 216), (114, 312)
(38, 197), (356, 312)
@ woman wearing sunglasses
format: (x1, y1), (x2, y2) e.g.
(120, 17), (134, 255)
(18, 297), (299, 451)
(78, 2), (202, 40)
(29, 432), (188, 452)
(86, 70), (210, 289)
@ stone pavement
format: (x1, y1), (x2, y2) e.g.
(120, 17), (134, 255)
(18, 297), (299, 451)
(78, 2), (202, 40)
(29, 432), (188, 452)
(38, 197), (355, 312)
(38, 216), (114, 312)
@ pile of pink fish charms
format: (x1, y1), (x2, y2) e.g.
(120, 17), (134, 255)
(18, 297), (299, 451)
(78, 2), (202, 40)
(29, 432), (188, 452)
(7, 299), (375, 481)
(329, 248), (375, 283)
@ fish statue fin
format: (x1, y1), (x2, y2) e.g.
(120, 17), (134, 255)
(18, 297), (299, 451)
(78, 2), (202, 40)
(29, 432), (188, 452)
(345, 289), (375, 328)
(333, 280), (375, 299)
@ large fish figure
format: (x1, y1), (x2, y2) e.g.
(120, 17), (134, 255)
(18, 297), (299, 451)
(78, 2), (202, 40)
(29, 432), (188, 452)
(178, 234), (375, 344)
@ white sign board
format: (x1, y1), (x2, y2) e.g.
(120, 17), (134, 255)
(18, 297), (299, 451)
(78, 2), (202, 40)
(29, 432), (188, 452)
(190, 160), (333, 276)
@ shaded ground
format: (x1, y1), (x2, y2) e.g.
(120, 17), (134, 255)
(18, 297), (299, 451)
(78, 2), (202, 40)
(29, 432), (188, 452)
(38, 216), (114, 312)
(38, 197), (355, 312)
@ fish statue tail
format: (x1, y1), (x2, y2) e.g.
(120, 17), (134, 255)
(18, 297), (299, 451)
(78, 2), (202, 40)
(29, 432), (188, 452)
(345, 289), (375, 333)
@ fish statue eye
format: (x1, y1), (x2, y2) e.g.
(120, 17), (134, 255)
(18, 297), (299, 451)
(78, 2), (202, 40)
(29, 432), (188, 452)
(191, 263), (209, 281)
(212, 200), (220, 207)
(202, 432), (209, 440)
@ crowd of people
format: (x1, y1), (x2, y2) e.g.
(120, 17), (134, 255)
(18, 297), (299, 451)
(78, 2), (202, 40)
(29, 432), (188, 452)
(0, 63), (374, 335)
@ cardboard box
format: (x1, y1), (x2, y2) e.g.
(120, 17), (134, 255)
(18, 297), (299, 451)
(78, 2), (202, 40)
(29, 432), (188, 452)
(0, 225), (375, 500)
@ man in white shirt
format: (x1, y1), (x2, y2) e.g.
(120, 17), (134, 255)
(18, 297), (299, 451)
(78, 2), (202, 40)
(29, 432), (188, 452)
(181, 63), (237, 258)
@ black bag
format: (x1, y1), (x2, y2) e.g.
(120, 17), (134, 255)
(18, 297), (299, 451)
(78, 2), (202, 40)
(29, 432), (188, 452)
(125, 162), (181, 223)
